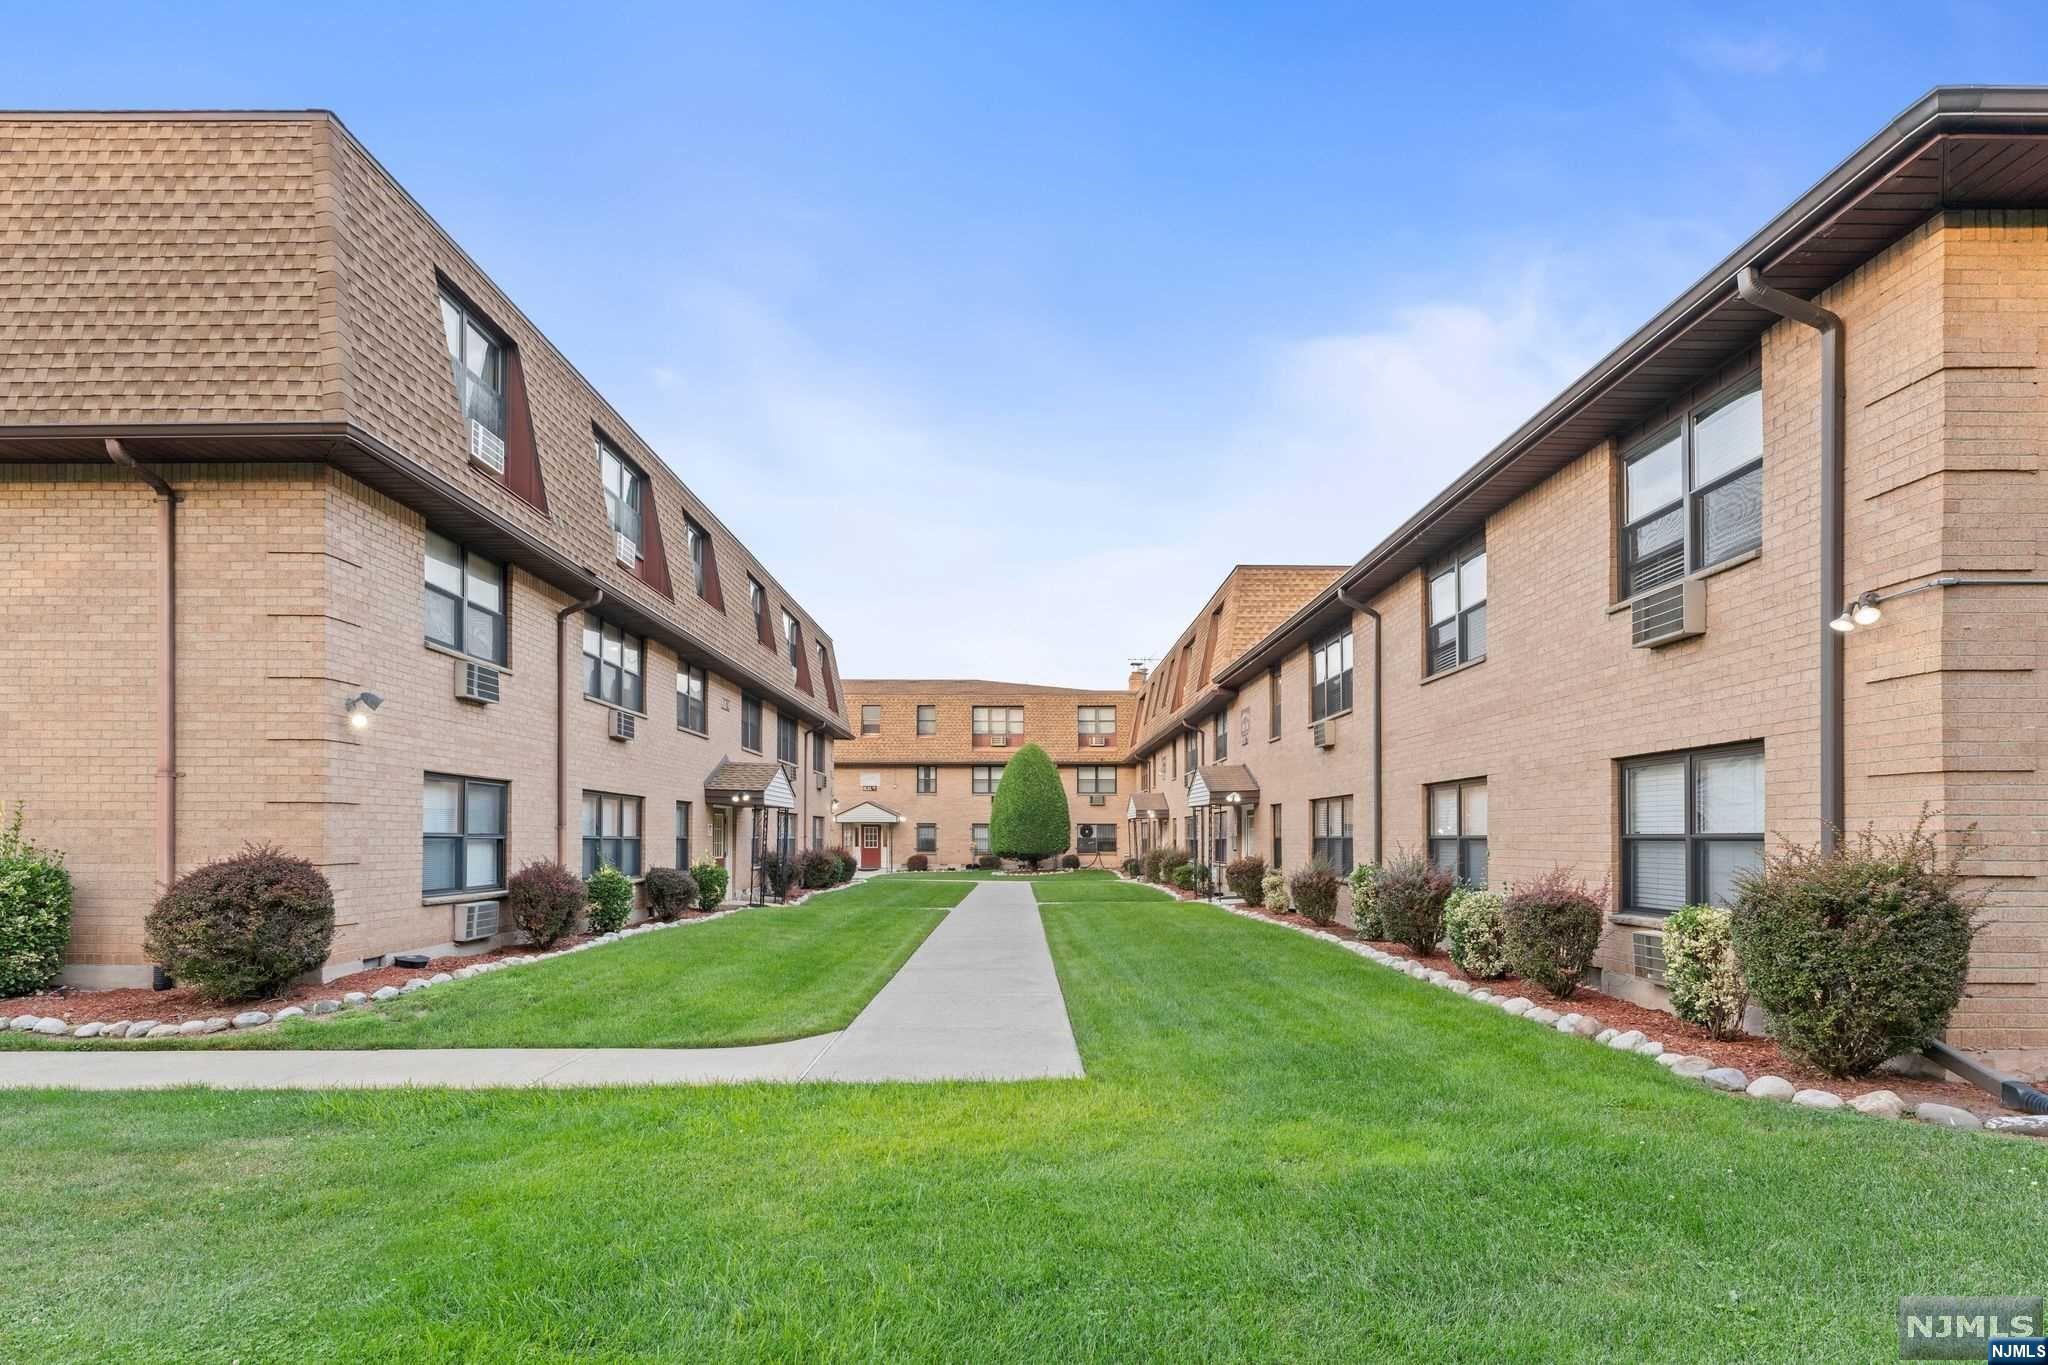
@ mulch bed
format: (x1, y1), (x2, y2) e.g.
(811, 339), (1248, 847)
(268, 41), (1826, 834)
(1232, 903), (2013, 1118)
(0, 911), (730, 1029)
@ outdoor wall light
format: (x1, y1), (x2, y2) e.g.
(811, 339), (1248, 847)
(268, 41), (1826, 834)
(344, 692), (383, 728)
(1830, 592), (1883, 633)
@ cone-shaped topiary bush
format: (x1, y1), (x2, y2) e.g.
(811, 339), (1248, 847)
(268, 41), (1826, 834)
(144, 844), (334, 1001)
(989, 743), (1070, 870)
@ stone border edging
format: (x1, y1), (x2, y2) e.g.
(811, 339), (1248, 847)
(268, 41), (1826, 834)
(5, 881), (870, 1047)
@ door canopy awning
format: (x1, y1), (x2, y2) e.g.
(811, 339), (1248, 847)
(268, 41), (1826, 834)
(1126, 792), (1170, 819)
(834, 800), (903, 824)
(1187, 764), (1259, 809)
(705, 760), (797, 810)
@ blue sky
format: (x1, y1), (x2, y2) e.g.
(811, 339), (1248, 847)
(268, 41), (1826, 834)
(9, 3), (2044, 683)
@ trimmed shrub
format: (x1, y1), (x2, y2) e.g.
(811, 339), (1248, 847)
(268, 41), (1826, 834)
(1170, 863), (1197, 892)
(1375, 851), (1455, 954)
(1061, 853), (1082, 870)
(508, 860), (582, 948)
(1443, 888), (1510, 979)
(690, 861), (730, 911)
(826, 846), (857, 884)
(144, 844), (334, 1001)
(1261, 867), (1291, 913)
(585, 865), (635, 934)
(1120, 857), (1140, 878)
(989, 743), (1071, 868)
(1225, 855), (1267, 905)
(1347, 863), (1383, 939)
(1140, 848), (1169, 882)
(905, 853), (930, 872)
(795, 848), (837, 890)
(0, 804), (72, 999)
(643, 866), (698, 922)
(1732, 823), (1979, 1077)
(1156, 846), (1191, 883)
(1664, 904), (1747, 1039)
(1502, 869), (1605, 998)
(761, 852), (797, 901)
(1289, 862), (1342, 925)
(978, 854), (1000, 871)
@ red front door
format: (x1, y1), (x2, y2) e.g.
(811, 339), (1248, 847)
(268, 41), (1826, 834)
(860, 826), (881, 869)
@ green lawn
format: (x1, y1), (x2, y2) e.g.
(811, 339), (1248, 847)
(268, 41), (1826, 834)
(2, 879), (962, 1052)
(1, 888), (2041, 1361)
(867, 868), (1119, 883)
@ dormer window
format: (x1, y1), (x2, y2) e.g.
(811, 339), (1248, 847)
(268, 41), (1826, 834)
(683, 516), (709, 598)
(597, 436), (645, 565)
(750, 577), (770, 645)
(440, 292), (506, 469)
(781, 609), (801, 679)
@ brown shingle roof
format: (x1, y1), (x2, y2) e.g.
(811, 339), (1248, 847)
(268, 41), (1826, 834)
(704, 760), (785, 793)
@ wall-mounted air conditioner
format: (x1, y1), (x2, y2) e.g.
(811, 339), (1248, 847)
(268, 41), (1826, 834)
(609, 709), (636, 742)
(469, 420), (506, 475)
(614, 531), (637, 567)
(990, 734), (1011, 748)
(1631, 579), (1705, 647)
(1312, 718), (1339, 750)
(455, 660), (501, 705)
(454, 900), (500, 942)
(1088, 795), (1106, 807)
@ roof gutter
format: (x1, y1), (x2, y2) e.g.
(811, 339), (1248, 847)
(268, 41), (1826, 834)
(104, 439), (180, 902)
(1735, 267), (1844, 853)
(556, 582), (605, 864)
(1334, 588), (1382, 866)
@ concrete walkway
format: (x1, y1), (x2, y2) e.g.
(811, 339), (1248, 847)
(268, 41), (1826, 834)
(0, 881), (1083, 1090)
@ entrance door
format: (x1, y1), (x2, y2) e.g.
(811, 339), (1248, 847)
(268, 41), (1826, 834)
(860, 825), (882, 869)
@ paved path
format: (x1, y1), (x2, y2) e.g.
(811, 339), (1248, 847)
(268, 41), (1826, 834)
(804, 878), (1084, 1081)
(0, 881), (1083, 1090)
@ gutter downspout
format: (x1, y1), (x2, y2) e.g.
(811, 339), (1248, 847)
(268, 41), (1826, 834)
(556, 583), (605, 864)
(1735, 267), (1845, 853)
(1335, 588), (1383, 866)
(104, 439), (180, 899)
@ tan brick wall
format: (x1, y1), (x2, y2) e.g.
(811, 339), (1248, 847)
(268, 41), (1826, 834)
(836, 762), (1133, 869)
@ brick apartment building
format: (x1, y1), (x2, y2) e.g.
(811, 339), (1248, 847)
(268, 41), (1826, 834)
(0, 111), (850, 985)
(832, 680), (1135, 870)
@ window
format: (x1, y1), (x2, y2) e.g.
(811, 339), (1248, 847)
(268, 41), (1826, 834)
(1268, 665), (1282, 740)
(1076, 766), (1117, 795)
(971, 823), (991, 855)
(750, 577), (769, 643)
(916, 766), (937, 794)
(596, 435), (645, 564)
(775, 810), (795, 864)
(811, 731), (827, 771)
(423, 531), (506, 664)
(861, 704), (881, 735)
(860, 771), (880, 790)
(1077, 706), (1117, 739)
(676, 801), (692, 868)
(741, 694), (763, 752)
(581, 616), (644, 711)
(1622, 744), (1764, 916)
(580, 791), (642, 878)
(423, 775), (506, 895)
(1311, 795), (1354, 874)
(781, 609), (801, 679)
(971, 706), (1024, 745)
(676, 663), (707, 734)
(1311, 629), (1354, 722)
(812, 814), (824, 849)
(681, 516), (709, 599)
(1184, 730), (1201, 776)
(917, 704), (938, 736)
(972, 765), (1003, 795)
(1427, 779), (1488, 886)
(1427, 539), (1487, 675)
(1213, 708), (1228, 761)
(439, 292), (504, 442)
(1271, 804), (1283, 867)
(1621, 377), (1763, 596)
(1077, 824), (1117, 854)
(916, 823), (938, 853)
(777, 712), (797, 766)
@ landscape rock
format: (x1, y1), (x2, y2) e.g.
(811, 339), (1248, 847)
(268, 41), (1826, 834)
(1670, 1056), (1714, 1078)
(274, 1006), (305, 1021)
(371, 986), (401, 1002)
(127, 1021), (160, 1038)
(400, 980), (428, 994)
(33, 1017), (69, 1036)
(1984, 1115), (2048, 1135)
(1792, 1089), (1844, 1110)
(1607, 1030), (1647, 1051)
(1745, 1075), (1795, 1101)
(1913, 1103), (1982, 1131)
(231, 1011), (271, 1029)
(144, 1024), (180, 1038)
(1634, 1041), (1665, 1058)
(1525, 1007), (1561, 1026)
(429, 973), (453, 985)
(1700, 1067), (1748, 1092)
(1594, 1028), (1617, 1045)
(1500, 997), (1532, 1016)
(9, 1015), (37, 1032)
(343, 992), (368, 1006)
(1470, 990), (1493, 1003)
(177, 1018), (225, 1036)
(1849, 1090), (1905, 1120)
(1446, 981), (1472, 995)
(74, 1022), (103, 1039)
(312, 1000), (341, 1016)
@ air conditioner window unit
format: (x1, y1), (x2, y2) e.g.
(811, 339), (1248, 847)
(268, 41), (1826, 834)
(1088, 795), (1106, 807)
(469, 419), (506, 475)
(454, 900), (500, 942)
(609, 709), (636, 741)
(455, 660), (502, 705)
(1631, 579), (1706, 648)
(614, 530), (638, 567)
(991, 734), (1010, 747)
(1313, 719), (1339, 750)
